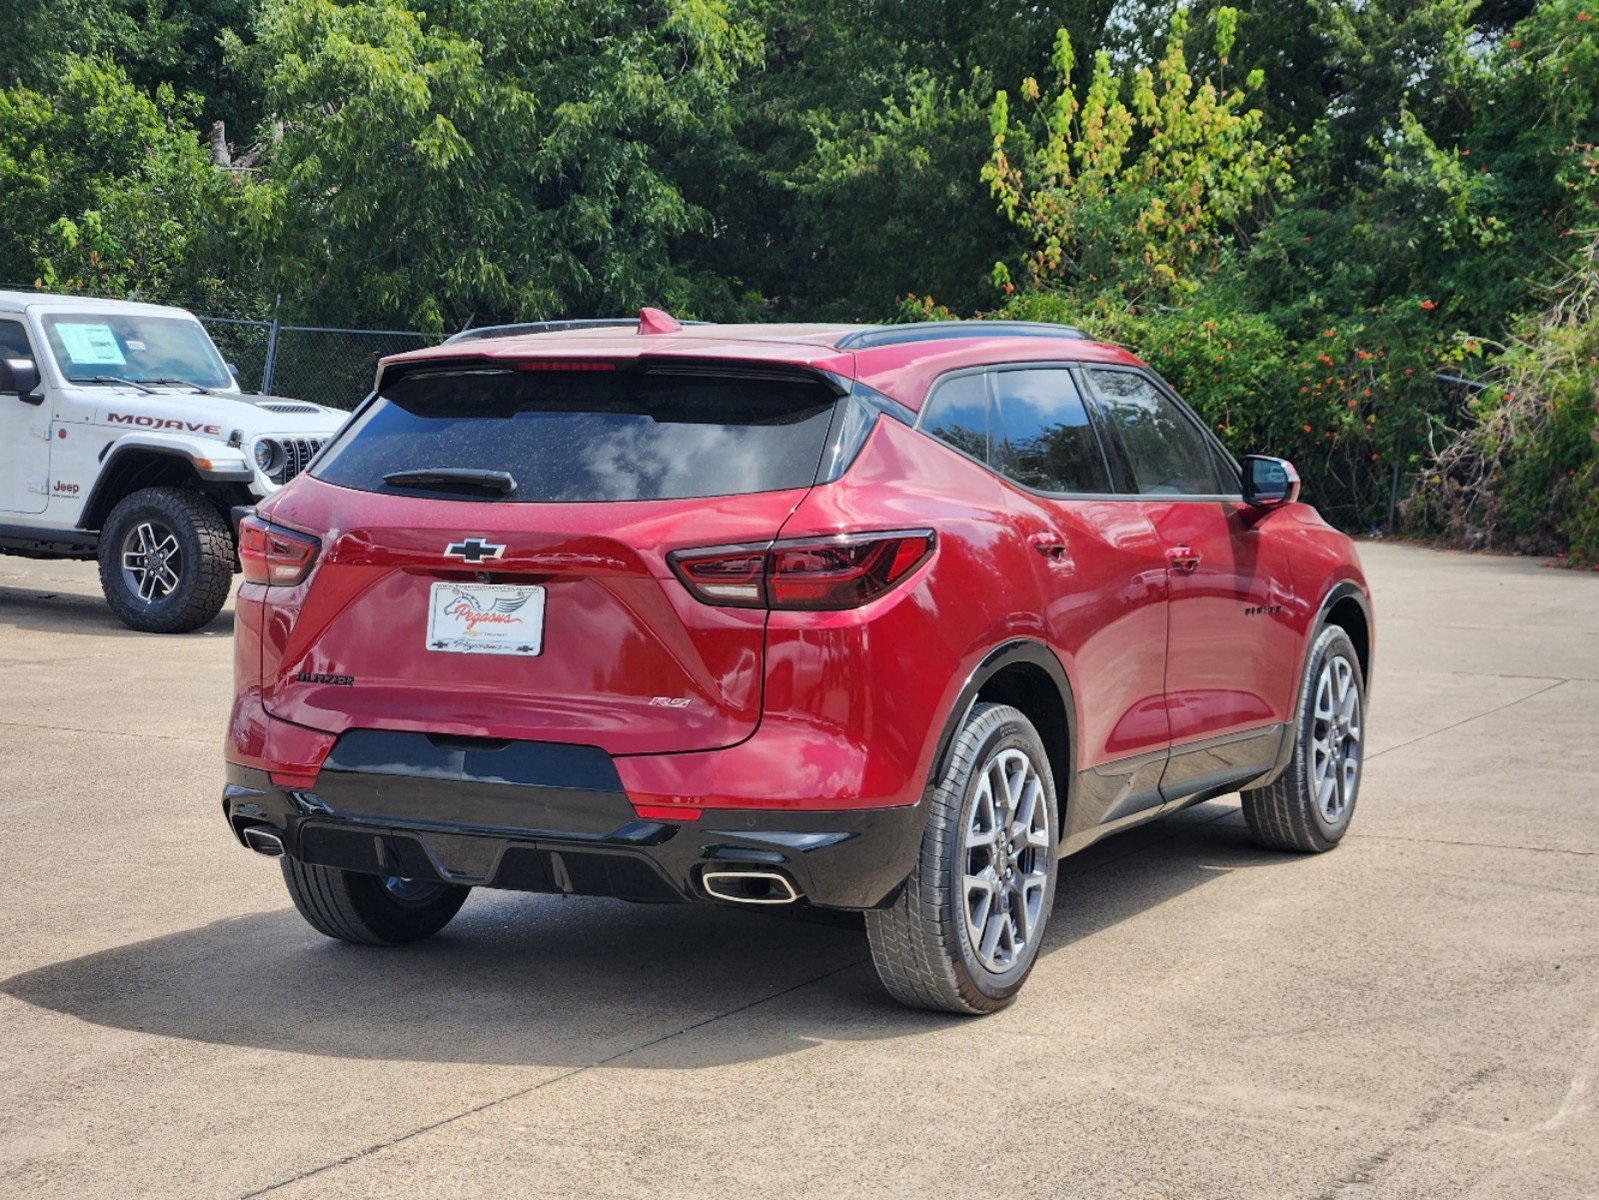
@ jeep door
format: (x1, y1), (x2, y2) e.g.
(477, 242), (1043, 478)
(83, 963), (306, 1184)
(1081, 365), (1299, 800)
(0, 316), (48, 515)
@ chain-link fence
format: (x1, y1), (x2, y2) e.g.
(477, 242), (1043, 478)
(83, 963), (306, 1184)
(2, 283), (443, 411)
(200, 314), (441, 411)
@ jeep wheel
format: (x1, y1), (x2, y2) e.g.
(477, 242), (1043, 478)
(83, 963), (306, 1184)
(281, 859), (470, 946)
(1241, 625), (1366, 852)
(97, 487), (233, 633)
(865, 702), (1060, 1015)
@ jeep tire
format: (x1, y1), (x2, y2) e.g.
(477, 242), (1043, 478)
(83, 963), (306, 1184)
(97, 487), (233, 633)
(866, 702), (1060, 1015)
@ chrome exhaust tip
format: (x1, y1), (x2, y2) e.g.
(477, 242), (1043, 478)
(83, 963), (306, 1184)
(702, 869), (800, 905)
(242, 826), (286, 857)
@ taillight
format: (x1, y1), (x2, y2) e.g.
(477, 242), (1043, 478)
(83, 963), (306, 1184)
(238, 516), (321, 586)
(670, 531), (933, 611)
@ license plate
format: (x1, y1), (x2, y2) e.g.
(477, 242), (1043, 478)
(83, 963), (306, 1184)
(426, 582), (545, 656)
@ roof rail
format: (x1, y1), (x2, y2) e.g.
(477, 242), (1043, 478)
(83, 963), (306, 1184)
(443, 316), (713, 346)
(834, 320), (1089, 351)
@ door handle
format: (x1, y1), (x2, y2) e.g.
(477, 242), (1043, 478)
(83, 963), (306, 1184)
(1028, 532), (1072, 567)
(1165, 545), (1202, 573)
(1023, 534), (1074, 572)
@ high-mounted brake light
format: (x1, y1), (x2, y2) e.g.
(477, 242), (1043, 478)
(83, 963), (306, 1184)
(516, 360), (619, 372)
(669, 531), (934, 611)
(238, 516), (322, 586)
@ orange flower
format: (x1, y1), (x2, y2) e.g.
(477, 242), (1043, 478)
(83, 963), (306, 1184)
(1323, 329), (1336, 338)
(1420, 299), (1436, 310)
(1302, 424), (1312, 433)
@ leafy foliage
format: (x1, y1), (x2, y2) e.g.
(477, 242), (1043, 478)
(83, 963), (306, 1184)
(984, 10), (1289, 300)
(0, 58), (252, 300)
(0, 0), (1596, 551)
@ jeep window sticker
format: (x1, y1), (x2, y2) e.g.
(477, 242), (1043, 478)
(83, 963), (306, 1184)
(56, 322), (126, 366)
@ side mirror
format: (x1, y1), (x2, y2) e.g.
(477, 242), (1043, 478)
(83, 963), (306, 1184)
(227, 363), (241, 384)
(0, 356), (42, 403)
(1242, 454), (1300, 508)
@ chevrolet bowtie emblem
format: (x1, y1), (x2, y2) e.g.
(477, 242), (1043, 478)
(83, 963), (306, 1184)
(444, 537), (506, 563)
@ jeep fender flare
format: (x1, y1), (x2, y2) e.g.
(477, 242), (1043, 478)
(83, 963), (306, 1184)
(79, 436), (254, 532)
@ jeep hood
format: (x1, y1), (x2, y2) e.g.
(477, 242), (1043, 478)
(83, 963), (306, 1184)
(64, 385), (347, 437)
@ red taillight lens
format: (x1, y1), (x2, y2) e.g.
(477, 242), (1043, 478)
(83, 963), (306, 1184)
(670, 549), (769, 607)
(670, 531), (933, 611)
(238, 516), (321, 586)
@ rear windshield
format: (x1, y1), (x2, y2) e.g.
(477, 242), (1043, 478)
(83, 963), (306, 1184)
(311, 366), (842, 502)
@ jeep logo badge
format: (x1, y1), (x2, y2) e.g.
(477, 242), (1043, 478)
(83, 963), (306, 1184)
(444, 537), (506, 563)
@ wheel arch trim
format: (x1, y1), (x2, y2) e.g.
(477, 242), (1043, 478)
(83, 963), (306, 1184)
(923, 639), (1079, 814)
(1261, 580), (1374, 784)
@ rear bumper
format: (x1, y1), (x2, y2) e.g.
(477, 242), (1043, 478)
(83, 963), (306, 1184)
(221, 735), (924, 910)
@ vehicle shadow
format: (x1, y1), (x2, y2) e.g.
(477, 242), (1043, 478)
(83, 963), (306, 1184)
(1, 803), (1295, 1068)
(0, 581), (235, 637)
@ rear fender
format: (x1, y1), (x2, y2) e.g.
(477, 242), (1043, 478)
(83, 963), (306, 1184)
(924, 639), (1078, 812)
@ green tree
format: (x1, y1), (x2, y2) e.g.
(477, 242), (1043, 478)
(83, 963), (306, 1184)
(984, 10), (1289, 300)
(233, 0), (760, 328)
(0, 57), (254, 297)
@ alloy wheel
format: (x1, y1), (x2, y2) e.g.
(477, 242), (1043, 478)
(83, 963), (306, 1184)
(120, 520), (183, 605)
(960, 747), (1051, 973)
(1310, 655), (1362, 824)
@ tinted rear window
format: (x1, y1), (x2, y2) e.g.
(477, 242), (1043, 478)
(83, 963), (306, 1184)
(312, 367), (841, 502)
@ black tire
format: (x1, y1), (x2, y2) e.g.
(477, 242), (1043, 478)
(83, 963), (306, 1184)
(1241, 625), (1367, 853)
(97, 487), (233, 633)
(866, 702), (1060, 1015)
(280, 859), (470, 946)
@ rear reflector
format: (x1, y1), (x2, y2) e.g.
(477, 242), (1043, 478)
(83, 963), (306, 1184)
(670, 530), (934, 611)
(239, 516), (322, 586)
(632, 804), (702, 823)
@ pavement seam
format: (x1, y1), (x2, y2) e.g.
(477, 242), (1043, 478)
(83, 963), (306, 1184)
(234, 958), (867, 1199)
(1312, 1062), (1505, 1199)
(0, 719), (216, 746)
(1352, 832), (1598, 858)
(1366, 678), (1571, 762)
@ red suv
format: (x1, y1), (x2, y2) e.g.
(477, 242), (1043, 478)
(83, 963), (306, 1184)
(223, 313), (1372, 1014)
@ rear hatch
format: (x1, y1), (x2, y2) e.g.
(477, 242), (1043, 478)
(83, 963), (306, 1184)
(257, 359), (848, 756)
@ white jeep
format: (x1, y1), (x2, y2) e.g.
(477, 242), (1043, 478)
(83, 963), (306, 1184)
(0, 291), (347, 632)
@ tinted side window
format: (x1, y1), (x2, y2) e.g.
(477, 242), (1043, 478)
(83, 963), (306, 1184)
(991, 368), (1110, 494)
(0, 319), (33, 358)
(920, 373), (990, 462)
(1086, 369), (1224, 496)
(1209, 440), (1242, 493)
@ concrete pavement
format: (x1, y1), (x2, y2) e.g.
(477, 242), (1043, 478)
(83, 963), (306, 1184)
(0, 542), (1595, 1199)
